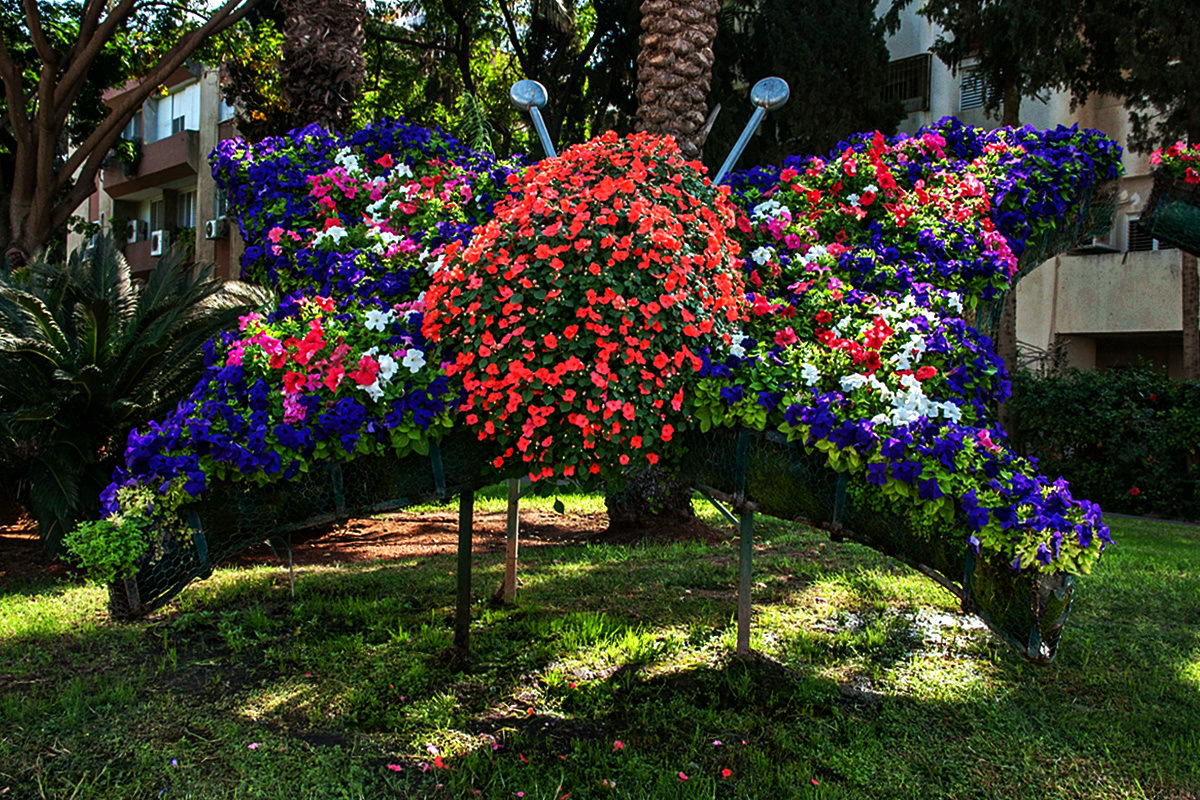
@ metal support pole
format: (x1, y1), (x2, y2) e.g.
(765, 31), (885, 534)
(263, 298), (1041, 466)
(510, 80), (556, 159)
(455, 489), (475, 653)
(503, 478), (520, 604)
(734, 429), (753, 656)
(737, 508), (754, 656)
(713, 77), (790, 186)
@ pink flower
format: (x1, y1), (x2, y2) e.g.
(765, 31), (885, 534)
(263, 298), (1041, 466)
(774, 327), (798, 347)
(247, 742), (260, 750)
(612, 741), (624, 751)
(386, 764), (402, 772)
(677, 772), (688, 781)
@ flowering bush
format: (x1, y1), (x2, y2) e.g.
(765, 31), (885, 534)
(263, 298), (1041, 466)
(94, 117), (1121, 583)
(693, 119), (1123, 575)
(424, 131), (747, 482)
(1150, 140), (1200, 184)
(102, 122), (499, 519)
(211, 119), (520, 303)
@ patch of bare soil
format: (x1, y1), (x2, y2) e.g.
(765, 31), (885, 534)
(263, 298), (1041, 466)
(2, 504), (726, 586)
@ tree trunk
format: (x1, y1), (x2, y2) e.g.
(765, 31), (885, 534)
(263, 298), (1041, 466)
(635, 0), (719, 160)
(281, 0), (367, 132)
(1184, 250), (1200, 380)
(604, 465), (694, 534)
(1000, 70), (1021, 127)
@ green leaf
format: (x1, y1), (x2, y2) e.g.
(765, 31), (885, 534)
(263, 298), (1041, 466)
(553, 498), (565, 514)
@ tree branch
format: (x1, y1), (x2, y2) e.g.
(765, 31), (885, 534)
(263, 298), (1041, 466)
(53, 0), (141, 113)
(0, 34), (32, 147)
(72, 0), (110, 62)
(21, 0), (57, 67)
(58, 0), (262, 183)
(496, 0), (532, 77)
(367, 21), (449, 51)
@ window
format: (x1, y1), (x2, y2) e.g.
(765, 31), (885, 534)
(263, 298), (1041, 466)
(959, 68), (991, 111)
(1127, 217), (1176, 252)
(884, 54), (932, 113)
(123, 110), (143, 141)
(177, 190), (197, 229)
(171, 116), (186, 136)
(150, 199), (165, 231)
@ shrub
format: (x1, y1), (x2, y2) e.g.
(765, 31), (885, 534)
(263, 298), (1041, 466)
(1007, 364), (1200, 519)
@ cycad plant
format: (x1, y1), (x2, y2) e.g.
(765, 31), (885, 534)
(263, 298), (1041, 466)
(0, 233), (272, 553)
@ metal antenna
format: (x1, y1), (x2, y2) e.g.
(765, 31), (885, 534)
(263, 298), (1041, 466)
(713, 77), (790, 185)
(510, 80), (556, 159)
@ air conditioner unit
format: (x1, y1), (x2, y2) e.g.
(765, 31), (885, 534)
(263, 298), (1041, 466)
(127, 219), (148, 243)
(204, 218), (229, 240)
(149, 229), (168, 256)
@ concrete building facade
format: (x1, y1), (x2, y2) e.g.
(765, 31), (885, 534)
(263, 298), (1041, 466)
(69, 63), (245, 280)
(884, 12), (1194, 377)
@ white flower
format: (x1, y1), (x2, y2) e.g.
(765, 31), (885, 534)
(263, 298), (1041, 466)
(840, 374), (868, 392)
(862, 183), (878, 194)
(871, 413), (891, 426)
(947, 292), (964, 314)
(378, 354), (399, 382)
(800, 363), (821, 386)
(394, 163), (414, 179)
(364, 309), (394, 332)
(361, 380), (385, 402)
(750, 246), (773, 265)
(729, 341), (746, 358)
(402, 348), (426, 373)
(846, 193), (860, 206)
(751, 199), (784, 222)
(940, 402), (963, 422)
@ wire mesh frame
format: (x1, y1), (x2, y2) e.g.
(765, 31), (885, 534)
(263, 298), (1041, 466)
(973, 180), (1119, 339)
(1142, 170), (1200, 256)
(682, 426), (1075, 664)
(107, 431), (492, 619)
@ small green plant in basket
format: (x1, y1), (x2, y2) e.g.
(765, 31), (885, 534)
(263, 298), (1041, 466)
(64, 483), (189, 585)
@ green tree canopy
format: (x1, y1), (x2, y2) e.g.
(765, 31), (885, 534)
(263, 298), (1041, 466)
(706, 0), (904, 166)
(0, 0), (262, 268)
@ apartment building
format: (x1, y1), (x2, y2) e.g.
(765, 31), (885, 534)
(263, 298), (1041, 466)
(69, 63), (245, 280)
(885, 13), (1191, 376)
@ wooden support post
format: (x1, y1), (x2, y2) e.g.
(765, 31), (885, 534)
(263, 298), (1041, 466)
(455, 489), (474, 653)
(503, 478), (520, 604)
(737, 507), (753, 656)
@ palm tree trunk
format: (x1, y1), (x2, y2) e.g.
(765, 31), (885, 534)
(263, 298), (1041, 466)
(635, 0), (720, 159)
(281, 0), (367, 132)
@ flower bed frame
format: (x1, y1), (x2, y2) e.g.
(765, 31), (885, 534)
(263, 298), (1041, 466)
(1142, 170), (1200, 255)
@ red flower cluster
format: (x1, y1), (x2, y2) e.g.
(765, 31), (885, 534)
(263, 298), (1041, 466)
(423, 131), (747, 481)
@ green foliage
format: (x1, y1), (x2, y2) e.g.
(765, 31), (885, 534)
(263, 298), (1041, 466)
(1008, 364), (1200, 519)
(0, 232), (272, 551)
(64, 482), (193, 584)
(906, 0), (1086, 124)
(708, 0), (904, 164)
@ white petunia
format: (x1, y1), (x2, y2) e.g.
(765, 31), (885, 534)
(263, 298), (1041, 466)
(378, 354), (399, 382)
(402, 348), (426, 373)
(800, 363), (821, 386)
(750, 246), (773, 265)
(840, 374), (868, 392)
(362, 380), (385, 402)
(364, 309), (394, 332)
(729, 341), (746, 358)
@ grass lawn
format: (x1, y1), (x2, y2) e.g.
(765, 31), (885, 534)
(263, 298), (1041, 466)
(1, 493), (1197, 800)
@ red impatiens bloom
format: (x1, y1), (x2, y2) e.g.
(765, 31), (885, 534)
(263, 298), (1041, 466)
(424, 131), (748, 482)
